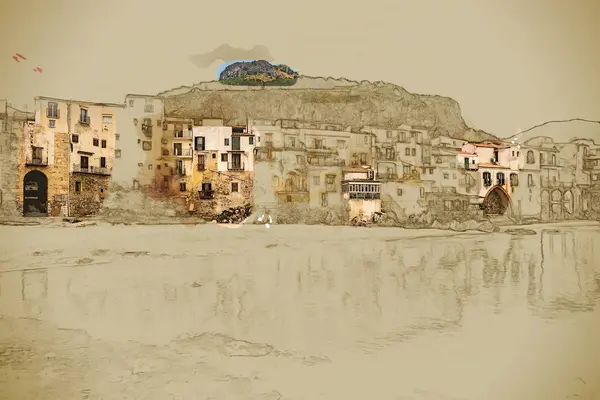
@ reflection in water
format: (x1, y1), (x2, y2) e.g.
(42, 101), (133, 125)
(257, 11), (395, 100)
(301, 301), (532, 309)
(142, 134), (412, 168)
(0, 227), (599, 354)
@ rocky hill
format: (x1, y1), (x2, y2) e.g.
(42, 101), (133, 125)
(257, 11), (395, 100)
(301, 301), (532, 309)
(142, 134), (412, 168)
(159, 76), (499, 141)
(505, 119), (600, 144)
(219, 60), (299, 86)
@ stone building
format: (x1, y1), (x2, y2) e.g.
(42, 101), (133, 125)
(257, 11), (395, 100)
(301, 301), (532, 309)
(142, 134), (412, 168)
(251, 119), (353, 223)
(190, 119), (256, 217)
(1, 100), (35, 216)
(113, 95), (165, 191)
(155, 117), (195, 197)
(15, 97), (124, 217)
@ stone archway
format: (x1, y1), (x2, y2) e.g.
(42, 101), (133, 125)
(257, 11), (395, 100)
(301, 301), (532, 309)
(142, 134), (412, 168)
(23, 170), (48, 217)
(482, 186), (511, 216)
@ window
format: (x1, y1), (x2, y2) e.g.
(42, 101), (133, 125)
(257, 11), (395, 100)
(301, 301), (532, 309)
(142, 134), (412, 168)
(148, 164), (153, 170)
(403, 166), (410, 174)
(359, 153), (367, 164)
(314, 138), (323, 149)
(510, 173), (518, 186)
(296, 155), (304, 165)
(115, 149), (121, 158)
(363, 135), (369, 144)
(180, 182), (187, 192)
(144, 102), (154, 113)
(385, 148), (394, 160)
(103, 115), (113, 124)
(142, 141), (152, 151)
(93, 138), (99, 147)
(313, 176), (320, 185)
(75, 181), (82, 192)
(419, 187), (425, 198)
(221, 153), (228, 162)
(80, 156), (89, 169)
(397, 188), (403, 196)
(249, 136), (254, 145)
(429, 168), (434, 174)
(526, 150), (535, 164)
(224, 138), (229, 146)
(100, 157), (106, 168)
(386, 131), (392, 138)
(528, 174), (534, 187)
(195, 136), (205, 151)
(288, 137), (296, 148)
(72, 134), (79, 143)
(540, 153), (545, 164)
(496, 172), (505, 186)
(156, 119), (162, 127)
(411, 148), (416, 156)
(212, 153), (216, 159)
(452, 173), (457, 179)
(326, 175), (335, 185)
(321, 193), (328, 207)
(47, 102), (59, 118)
(405, 148), (411, 156)
(128, 99), (134, 107)
(551, 154), (556, 165)
(231, 182), (239, 193)
(79, 108), (89, 124)
(115, 134), (120, 141)
(48, 119), (55, 128)
(483, 172), (492, 187)
(101, 140), (107, 148)
(443, 173), (449, 180)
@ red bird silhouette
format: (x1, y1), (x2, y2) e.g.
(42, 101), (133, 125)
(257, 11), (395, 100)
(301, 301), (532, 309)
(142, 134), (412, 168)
(11, 52), (43, 73)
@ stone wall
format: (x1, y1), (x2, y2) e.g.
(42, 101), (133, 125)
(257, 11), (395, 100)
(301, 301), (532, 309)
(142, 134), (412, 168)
(69, 173), (111, 217)
(0, 118), (19, 216)
(15, 127), (69, 216)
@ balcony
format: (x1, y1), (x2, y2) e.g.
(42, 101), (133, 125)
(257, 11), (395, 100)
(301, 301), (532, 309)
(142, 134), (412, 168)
(72, 164), (111, 176)
(25, 155), (48, 166)
(376, 173), (398, 180)
(173, 130), (193, 139)
(46, 108), (60, 119)
(142, 124), (153, 137)
(199, 190), (214, 199)
(173, 149), (192, 157)
(197, 164), (206, 172)
(79, 116), (90, 125)
(540, 178), (574, 189)
(227, 161), (245, 171)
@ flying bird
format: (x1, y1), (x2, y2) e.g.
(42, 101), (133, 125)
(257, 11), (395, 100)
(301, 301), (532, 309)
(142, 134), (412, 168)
(11, 52), (43, 73)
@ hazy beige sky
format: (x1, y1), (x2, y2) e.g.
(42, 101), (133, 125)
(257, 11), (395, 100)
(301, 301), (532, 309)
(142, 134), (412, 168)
(1, 0), (598, 137)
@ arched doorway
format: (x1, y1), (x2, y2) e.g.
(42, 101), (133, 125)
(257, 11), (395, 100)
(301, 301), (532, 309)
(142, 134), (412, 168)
(23, 170), (48, 217)
(482, 186), (510, 216)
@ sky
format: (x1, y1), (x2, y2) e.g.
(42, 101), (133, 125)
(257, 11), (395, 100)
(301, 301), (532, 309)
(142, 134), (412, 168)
(1, 0), (599, 138)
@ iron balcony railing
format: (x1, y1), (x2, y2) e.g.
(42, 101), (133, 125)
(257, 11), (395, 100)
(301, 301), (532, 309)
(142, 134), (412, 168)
(25, 156), (48, 166)
(227, 161), (245, 171)
(174, 130), (193, 139)
(79, 116), (91, 125)
(72, 164), (111, 175)
(199, 190), (214, 199)
(173, 149), (192, 157)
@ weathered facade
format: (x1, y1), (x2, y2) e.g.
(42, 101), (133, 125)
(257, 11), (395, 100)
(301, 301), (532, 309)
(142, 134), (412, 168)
(191, 120), (255, 217)
(16, 123), (69, 216)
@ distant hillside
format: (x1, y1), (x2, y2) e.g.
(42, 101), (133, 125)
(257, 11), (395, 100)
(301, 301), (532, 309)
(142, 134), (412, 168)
(506, 119), (600, 144)
(159, 76), (499, 141)
(219, 60), (299, 86)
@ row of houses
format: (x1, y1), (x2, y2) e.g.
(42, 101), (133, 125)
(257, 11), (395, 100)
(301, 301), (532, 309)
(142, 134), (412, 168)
(3, 95), (600, 223)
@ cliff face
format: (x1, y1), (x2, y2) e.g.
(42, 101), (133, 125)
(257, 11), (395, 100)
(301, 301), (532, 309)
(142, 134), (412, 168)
(162, 77), (498, 141)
